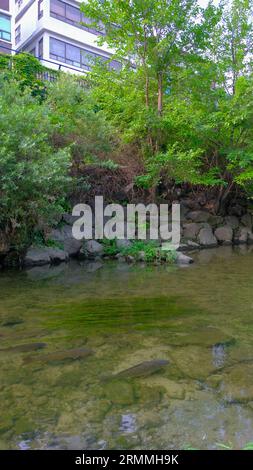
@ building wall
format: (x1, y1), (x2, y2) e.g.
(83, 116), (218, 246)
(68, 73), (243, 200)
(13, 0), (117, 74)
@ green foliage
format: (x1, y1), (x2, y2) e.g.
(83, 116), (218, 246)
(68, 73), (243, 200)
(84, 0), (253, 202)
(0, 53), (54, 100)
(46, 74), (113, 164)
(121, 240), (158, 262)
(102, 239), (119, 256)
(0, 77), (71, 249)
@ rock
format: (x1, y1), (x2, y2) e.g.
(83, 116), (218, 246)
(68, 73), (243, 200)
(229, 203), (244, 217)
(104, 380), (135, 405)
(234, 226), (249, 244)
(24, 246), (68, 267)
(214, 226), (233, 245)
(143, 377), (185, 400)
(183, 223), (201, 240)
(247, 231), (253, 244)
(24, 247), (51, 266)
(176, 252), (194, 265)
(208, 215), (224, 227)
(169, 345), (216, 379)
(134, 384), (163, 404)
(187, 240), (200, 249)
(0, 233), (9, 254)
(176, 243), (189, 252)
(137, 251), (146, 261)
(221, 363), (253, 403)
(197, 226), (217, 247)
(83, 240), (104, 258)
(50, 225), (82, 256)
(126, 255), (135, 263)
(46, 248), (69, 263)
(62, 213), (79, 225)
(116, 239), (132, 249)
(241, 213), (252, 229)
(186, 211), (210, 223)
(224, 215), (239, 229)
(167, 327), (234, 348)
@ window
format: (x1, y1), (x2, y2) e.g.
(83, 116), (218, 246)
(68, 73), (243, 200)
(0, 1), (10, 12)
(50, 0), (65, 18)
(50, 37), (65, 61)
(49, 37), (121, 72)
(38, 0), (43, 19)
(38, 37), (43, 59)
(66, 4), (80, 24)
(15, 25), (21, 45)
(66, 43), (80, 67)
(0, 13), (11, 42)
(50, 0), (104, 36)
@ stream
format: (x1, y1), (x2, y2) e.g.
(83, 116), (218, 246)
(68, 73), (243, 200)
(0, 245), (253, 450)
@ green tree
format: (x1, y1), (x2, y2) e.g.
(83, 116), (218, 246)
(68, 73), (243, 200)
(47, 74), (113, 167)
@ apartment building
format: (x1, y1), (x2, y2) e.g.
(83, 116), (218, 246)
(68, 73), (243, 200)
(13, 0), (120, 74)
(0, 0), (12, 53)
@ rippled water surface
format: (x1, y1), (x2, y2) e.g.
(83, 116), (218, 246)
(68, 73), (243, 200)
(1, 246), (253, 450)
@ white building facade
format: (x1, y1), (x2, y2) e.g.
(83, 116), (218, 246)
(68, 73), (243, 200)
(13, 0), (119, 74)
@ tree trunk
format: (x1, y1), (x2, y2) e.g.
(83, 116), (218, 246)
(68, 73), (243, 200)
(157, 72), (163, 115)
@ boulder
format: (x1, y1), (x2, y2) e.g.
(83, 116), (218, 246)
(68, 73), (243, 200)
(214, 225), (233, 245)
(224, 215), (239, 229)
(116, 239), (132, 250)
(221, 363), (253, 403)
(46, 248), (69, 263)
(24, 247), (51, 267)
(197, 226), (217, 247)
(207, 215), (224, 227)
(241, 213), (252, 229)
(24, 247), (68, 267)
(183, 222), (201, 240)
(186, 240), (200, 249)
(62, 213), (80, 226)
(49, 225), (82, 256)
(186, 211), (210, 223)
(176, 252), (194, 265)
(84, 240), (104, 257)
(234, 226), (249, 244)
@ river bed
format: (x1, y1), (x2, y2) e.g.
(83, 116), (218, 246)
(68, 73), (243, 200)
(0, 246), (253, 450)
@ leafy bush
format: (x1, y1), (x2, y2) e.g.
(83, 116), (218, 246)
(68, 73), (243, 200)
(0, 78), (71, 249)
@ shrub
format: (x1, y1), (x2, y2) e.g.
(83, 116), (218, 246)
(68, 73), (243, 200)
(0, 78), (71, 250)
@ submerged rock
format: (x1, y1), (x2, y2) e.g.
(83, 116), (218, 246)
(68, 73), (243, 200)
(24, 347), (94, 364)
(169, 345), (216, 379)
(221, 363), (253, 403)
(167, 327), (234, 348)
(104, 380), (135, 405)
(114, 359), (169, 379)
(0, 342), (46, 353)
(176, 252), (194, 265)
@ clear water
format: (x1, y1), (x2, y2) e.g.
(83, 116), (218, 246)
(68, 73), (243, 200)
(1, 245), (253, 450)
